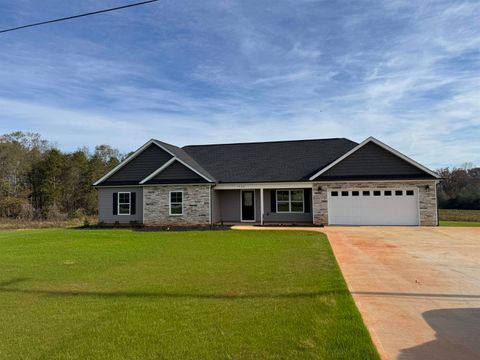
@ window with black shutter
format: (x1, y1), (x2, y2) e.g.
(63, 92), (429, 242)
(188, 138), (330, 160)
(131, 192), (136, 215)
(270, 190), (276, 213)
(118, 192), (131, 215)
(113, 192), (118, 215)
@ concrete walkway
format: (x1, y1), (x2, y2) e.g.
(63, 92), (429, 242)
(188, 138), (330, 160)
(233, 225), (480, 360)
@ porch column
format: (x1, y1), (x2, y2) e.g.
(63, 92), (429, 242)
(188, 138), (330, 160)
(260, 188), (264, 225)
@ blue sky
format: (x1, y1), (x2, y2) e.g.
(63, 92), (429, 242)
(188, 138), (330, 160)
(0, 0), (479, 169)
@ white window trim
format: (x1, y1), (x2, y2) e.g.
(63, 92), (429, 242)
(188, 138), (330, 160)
(169, 190), (184, 216)
(118, 192), (131, 216)
(276, 189), (304, 213)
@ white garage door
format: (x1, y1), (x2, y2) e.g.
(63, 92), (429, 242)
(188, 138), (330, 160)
(328, 189), (419, 226)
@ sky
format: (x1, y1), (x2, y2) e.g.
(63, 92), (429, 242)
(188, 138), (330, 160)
(0, 0), (479, 169)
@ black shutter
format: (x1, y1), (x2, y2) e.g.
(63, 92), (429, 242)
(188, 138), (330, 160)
(131, 192), (136, 215)
(270, 190), (276, 213)
(304, 189), (311, 213)
(113, 192), (118, 215)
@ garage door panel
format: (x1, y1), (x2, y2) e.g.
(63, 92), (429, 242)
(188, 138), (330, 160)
(328, 189), (419, 226)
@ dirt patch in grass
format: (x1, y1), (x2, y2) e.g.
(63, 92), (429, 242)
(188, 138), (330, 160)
(0, 217), (96, 230)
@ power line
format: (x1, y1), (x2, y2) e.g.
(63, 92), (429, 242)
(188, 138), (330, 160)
(0, 0), (159, 34)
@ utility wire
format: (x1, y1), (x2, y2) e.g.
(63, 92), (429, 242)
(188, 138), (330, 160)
(0, 0), (159, 34)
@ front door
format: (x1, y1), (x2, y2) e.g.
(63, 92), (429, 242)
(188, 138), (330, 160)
(241, 190), (255, 222)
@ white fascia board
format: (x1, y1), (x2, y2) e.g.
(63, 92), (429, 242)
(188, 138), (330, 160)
(94, 138), (214, 186)
(174, 157), (214, 183)
(139, 157), (177, 184)
(93, 139), (157, 186)
(151, 140), (178, 158)
(313, 179), (439, 184)
(309, 136), (441, 180)
(139, 157), (214, 185)
(152, 139), (214, 182)
(214, 182), (313, 190)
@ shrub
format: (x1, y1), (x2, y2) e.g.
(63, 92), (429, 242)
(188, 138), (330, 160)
(46, 204), (68, 221)
(18, 201), (34, 220)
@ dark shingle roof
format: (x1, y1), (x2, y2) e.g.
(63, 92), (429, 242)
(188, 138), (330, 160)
(182, 138), (358, 183)
(153, 140), (215, 182)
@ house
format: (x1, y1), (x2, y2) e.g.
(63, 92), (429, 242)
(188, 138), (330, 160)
(93, 137), (440, 226)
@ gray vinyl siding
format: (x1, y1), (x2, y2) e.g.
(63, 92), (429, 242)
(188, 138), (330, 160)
(217, 190), (260, 222)
(211, 188), (221, 224)
(98, 187), (143, 224)
(104, 144), (172, 184)
(149, 160), (207, 183)
(216, 189), (312, 223)
(218, 190), (241, 222)
(318, 142), (432, 179)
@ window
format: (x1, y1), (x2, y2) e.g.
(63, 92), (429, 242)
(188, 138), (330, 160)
(406, 190), (414, 196)
(170, 191), (183, 215)
(291, 190), (304, 212)
(118, 192), (131, 215)
(395, 190), (403, 196)
(331, 191), (338, 197)
(363, 191), (370, 196)
(352, 191), (359, 196)
(341, 191), (349, 197)
(276, 190), (304, 213)
(384, 190), (392, 196)
(373, 190), (381, 196)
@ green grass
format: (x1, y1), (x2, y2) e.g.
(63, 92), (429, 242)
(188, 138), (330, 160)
(440, 221), (480, 227)
(0, 229), (378, 360)
(439, 209), (480, 227)
(439, 208), (480, 221)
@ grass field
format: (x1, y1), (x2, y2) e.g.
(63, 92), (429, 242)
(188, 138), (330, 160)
(0, 229), (378, 359)
(439, 221), (480, 227)
(439, 209), (480, 227)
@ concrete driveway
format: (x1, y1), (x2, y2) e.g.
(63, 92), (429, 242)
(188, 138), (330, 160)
(323, 226), (480, 360)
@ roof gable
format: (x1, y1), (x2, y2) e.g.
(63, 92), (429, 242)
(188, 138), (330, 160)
(94, 136), (439, 186)
(142, 160), (208, 184)
(94, 139), (214, 186)
(310, 137), (440, 180)
(153, 139), (215, 182)
(95, 143), (172, 186)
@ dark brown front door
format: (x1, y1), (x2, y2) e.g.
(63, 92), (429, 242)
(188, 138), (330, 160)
(241, 190), (255, 222)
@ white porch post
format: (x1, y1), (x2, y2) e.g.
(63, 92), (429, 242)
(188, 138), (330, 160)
(260, 188), (264, 225)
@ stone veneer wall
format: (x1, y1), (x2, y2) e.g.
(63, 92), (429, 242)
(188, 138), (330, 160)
(143, 185), (211, 226)
(312, 180), (438, 226)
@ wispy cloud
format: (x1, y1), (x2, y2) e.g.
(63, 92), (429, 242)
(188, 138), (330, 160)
(0, 0), (478, 168)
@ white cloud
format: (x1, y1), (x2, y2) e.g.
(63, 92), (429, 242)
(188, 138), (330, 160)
(0, 0), (478, 169)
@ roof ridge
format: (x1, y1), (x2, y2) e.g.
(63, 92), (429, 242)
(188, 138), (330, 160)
(182, 137), (354, 148)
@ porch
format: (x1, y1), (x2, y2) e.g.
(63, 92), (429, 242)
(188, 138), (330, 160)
(211, 183), (313, 225)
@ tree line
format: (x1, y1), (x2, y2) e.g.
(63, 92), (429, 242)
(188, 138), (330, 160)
(437, 167), (480, 210)
(0, 132), (122, 220)
(0, 131), (478, 220)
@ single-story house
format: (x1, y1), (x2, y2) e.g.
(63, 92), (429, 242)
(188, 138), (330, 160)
(94, 137), (440, 226)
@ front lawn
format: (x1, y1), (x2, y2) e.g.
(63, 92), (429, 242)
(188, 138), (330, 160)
(0, 229), (377, 359)
(440, 221), (480, 227)
(439, 209), (480, 227)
